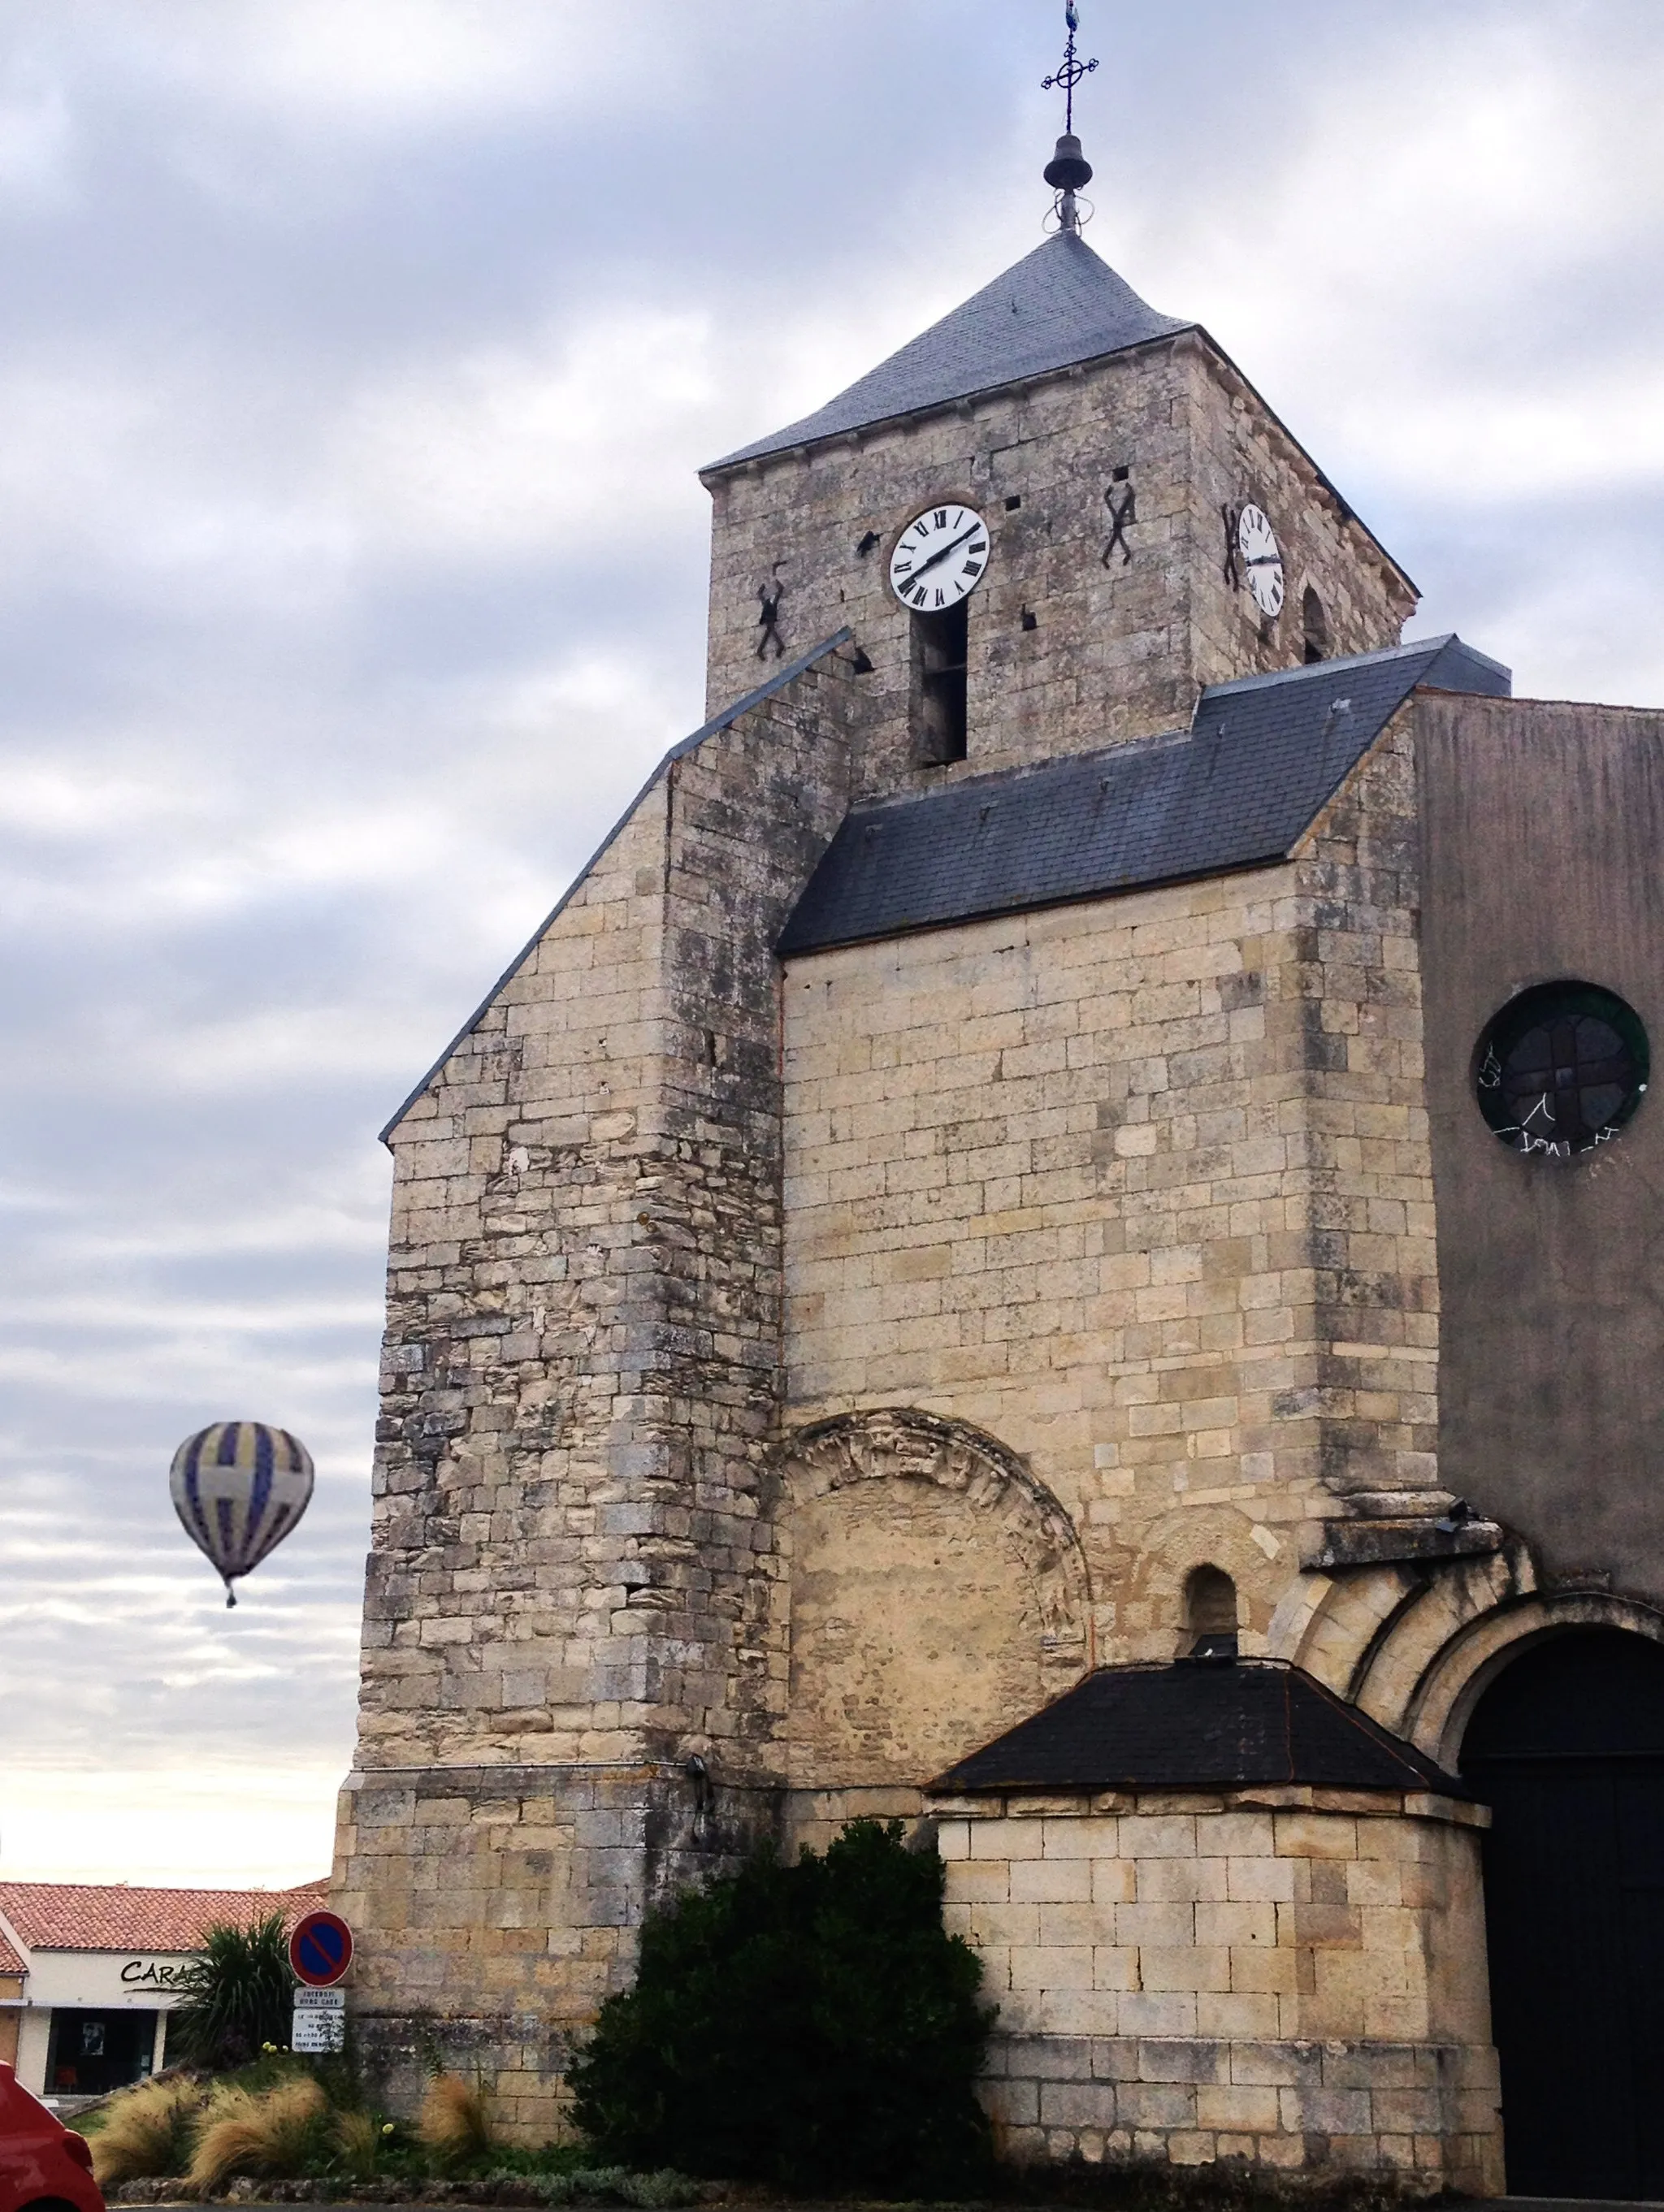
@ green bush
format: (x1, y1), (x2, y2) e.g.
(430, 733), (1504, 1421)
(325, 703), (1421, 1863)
(167, 1913), (294, 2070)
(569, 1818), (994, 2194)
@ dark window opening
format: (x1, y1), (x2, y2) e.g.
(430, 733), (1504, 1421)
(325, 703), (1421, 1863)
(1302, 585), (1329, 664)
(46, 2008), (158, 2096)
(911, 600), (968, 766)
(1183, 1564), (1238, 1660)
(1475, 980), (1649, 1158)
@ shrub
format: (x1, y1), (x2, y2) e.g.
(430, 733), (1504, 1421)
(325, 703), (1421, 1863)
(188, 2075), (330, 2193)
(87, 2076), (206, 2186)
(569, 1818), (994, 2193)
(417, 2072), (498, 2167)
(168, 1914), (294, 2071)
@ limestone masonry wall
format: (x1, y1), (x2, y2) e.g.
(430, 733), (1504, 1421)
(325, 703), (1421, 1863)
(775, 714), (1443, 1789)
(932, 1792), (1500, 2193)
(334, 653), (863, 2128)
(704, 334), (1413, 797)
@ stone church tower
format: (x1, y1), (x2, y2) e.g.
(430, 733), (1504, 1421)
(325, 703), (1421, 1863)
(333, 110), (1664, 2205)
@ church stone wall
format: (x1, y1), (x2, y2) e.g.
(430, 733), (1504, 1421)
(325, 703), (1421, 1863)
(779, 716), (1441, 1755)
(932, 1791), (1500, 2192)
(1181, 346), (1418, 690)
(704, 341), (1200, 777)
(334, 655), (862, 2127)
(1415, 692), (1664, 1605)
(703, 335), (1413, 803)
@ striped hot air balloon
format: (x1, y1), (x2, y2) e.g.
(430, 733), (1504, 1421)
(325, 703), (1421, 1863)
(169, 1422), (314, 1606)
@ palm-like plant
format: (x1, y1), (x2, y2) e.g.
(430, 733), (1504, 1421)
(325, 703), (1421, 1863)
(168, 1914), (292, 2071)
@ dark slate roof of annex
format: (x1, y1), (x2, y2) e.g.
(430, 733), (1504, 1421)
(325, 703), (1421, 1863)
(929, 1660), (1471, 1798)
(709, 232), (1191, 472)
(778, 634), (1510, 957)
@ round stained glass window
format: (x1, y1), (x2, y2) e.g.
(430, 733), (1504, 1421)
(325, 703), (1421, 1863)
(1475, 981), (1649, 1159)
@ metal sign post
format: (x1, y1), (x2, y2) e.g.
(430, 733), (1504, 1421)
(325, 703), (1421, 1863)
(288, 1908), (353, 2053)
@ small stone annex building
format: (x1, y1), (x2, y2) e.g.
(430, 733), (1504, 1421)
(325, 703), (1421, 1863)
(332, 132), (1664, 2203)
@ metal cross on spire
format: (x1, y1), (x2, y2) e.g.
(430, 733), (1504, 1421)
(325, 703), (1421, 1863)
(1042, 1), (1098, 136)
(1041, 1), (1098, 232)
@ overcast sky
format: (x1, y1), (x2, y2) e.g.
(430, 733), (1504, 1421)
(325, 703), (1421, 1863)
(2, 0), (1661, 1888)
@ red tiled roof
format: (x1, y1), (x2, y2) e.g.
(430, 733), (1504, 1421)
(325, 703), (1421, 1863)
(0, 1880), (328, 1956)
(0, 1926), (24, 1976)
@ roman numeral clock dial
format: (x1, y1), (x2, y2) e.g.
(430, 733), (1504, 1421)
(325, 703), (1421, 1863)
(1237, 503), (1285, 619)
(889, 504), (991, 610)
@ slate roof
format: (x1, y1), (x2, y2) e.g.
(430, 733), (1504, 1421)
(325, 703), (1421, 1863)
(929, 1660), (1471, 1798)
(709, 232), (1191, 471)
(0, 1879), (328, 1956)
(779, 634), (1510, 957)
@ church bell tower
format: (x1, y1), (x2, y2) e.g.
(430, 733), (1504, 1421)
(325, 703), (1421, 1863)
(332, 9), (1664, 2197)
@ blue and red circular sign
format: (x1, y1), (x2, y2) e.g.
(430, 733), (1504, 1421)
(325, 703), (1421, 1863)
(289, 1910), (353, 1988)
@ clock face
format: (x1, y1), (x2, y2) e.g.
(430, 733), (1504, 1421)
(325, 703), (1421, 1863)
(1237, 504), (1285, 619)
(889, 504), (991, 613)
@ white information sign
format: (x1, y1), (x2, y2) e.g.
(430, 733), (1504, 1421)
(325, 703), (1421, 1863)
(291, 1985), (346, 2054)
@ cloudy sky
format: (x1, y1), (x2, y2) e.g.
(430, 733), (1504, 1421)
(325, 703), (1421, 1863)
(2, 0), (1660, 1888)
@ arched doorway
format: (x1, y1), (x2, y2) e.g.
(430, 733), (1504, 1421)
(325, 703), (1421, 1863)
(1462, 1630), (1664, 2198)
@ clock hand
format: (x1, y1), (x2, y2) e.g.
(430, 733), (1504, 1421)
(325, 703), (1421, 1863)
(1246, 555), (1281, 566)
(894, 522), (982, 589)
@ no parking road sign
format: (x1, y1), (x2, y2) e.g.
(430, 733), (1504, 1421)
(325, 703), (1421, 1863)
(289, 1908), (353, 1989)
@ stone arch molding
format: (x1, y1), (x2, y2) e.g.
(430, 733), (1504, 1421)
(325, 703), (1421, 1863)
(1266, 1543), (1664, 1773)
(772, 1409), (1094, 1790)
(778, 1407), (1093, 1669)
(1407, 1591), (1664, 1771)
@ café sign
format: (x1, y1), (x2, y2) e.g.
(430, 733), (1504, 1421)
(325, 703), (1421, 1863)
(120, 1959), (192, 1990)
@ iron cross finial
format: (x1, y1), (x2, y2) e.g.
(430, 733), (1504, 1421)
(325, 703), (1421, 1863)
(1042, 0), (1098, 136)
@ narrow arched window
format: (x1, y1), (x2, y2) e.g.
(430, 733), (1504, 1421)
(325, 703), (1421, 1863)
(1302, 586), (1329, 665)
(1183, 1564), (1239, 1660)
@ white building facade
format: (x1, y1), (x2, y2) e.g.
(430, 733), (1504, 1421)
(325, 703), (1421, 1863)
(0, 1881), (324, 2102)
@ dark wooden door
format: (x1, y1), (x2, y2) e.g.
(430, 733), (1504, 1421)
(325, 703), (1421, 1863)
(1462, 1631), (1664, 2200)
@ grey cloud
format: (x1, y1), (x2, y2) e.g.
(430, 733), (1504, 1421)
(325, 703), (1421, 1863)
(2, 0), (1661, 1879)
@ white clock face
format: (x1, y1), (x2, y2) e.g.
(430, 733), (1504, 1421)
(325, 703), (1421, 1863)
(889, 504), (990, 613)
(1237, 504), (1285, 619)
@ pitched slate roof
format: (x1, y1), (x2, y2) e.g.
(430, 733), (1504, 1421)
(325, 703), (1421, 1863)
(709, 232), (1190, 472)
(0, 1879), (327, 1956)
(779, 635), (1510, 957)
(930, 1660), (1471, 1798)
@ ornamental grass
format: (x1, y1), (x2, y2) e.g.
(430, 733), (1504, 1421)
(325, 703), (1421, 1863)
(87, 2076), (208, 2186)
(417, 2071), (498, 2167)
(187, 2075), (330, 2193)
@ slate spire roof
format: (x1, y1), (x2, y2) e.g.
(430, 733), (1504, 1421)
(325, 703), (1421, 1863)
(708, 231), (1191, 472)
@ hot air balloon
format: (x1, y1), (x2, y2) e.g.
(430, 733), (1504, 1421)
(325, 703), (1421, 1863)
(169, 1422), (314, 1606)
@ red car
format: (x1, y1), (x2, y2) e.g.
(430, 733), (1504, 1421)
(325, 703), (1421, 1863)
(0, 2064), (103, 2212)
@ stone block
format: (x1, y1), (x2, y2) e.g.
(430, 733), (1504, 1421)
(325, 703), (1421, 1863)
(1228, 2039), (1324, 2089)
(1119, 1992), (1199, 2037)
(1116, 2081), (1198, 2131)
(1135, 2038), (1231, 2085)
(1012, 1857), (1092, 1902)
(1039, 2080), (1120, 2130)
(1197, 2083), (1281, 2132)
